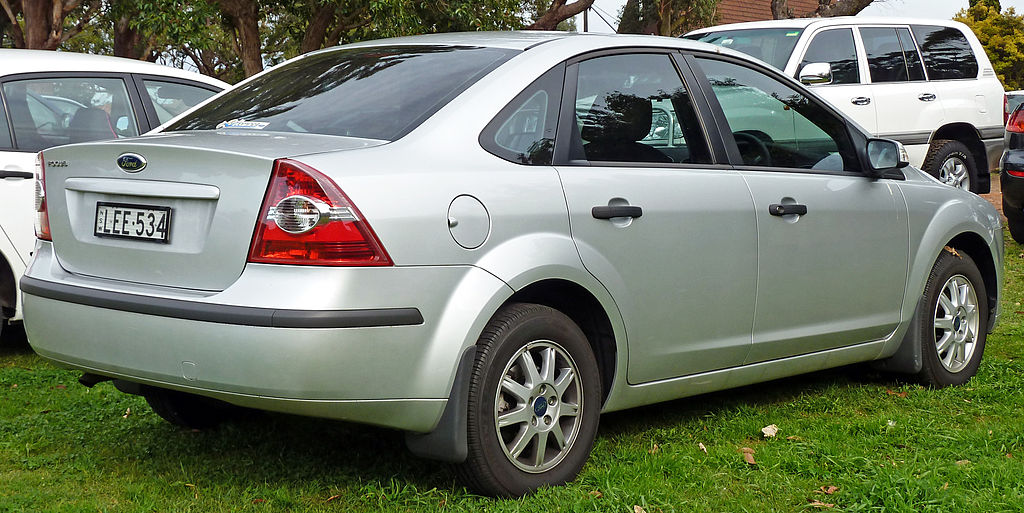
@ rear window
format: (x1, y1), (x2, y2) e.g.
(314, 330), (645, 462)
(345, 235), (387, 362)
(910, 25), (979, 80)
(166, 45), (518, 141)
(688, 28), (803, 70)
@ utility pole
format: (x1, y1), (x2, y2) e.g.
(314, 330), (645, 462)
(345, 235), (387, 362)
(583, 7), (589, 32)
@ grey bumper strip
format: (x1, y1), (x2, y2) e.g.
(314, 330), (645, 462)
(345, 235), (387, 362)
(20, 276), (424, 328)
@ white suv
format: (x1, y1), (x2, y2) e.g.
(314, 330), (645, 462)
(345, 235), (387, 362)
(0, 50), (226, 340)
(687, 17), (1004, 193)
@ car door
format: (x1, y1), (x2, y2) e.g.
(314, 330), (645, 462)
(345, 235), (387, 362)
(690, 55), (910, 363)
(797, 27), (878, 133)
(859, 26), (943, 146)
(0, 97), (31, 279)
(554, 51), (757, 384)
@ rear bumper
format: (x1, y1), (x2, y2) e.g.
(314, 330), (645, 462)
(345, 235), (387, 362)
(21, 242), (511, 432)
(1001, 148), (1024, 210)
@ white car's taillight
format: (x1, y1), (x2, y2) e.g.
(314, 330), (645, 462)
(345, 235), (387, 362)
(34, 153), (50, 241)
(248, 159), (391, 266)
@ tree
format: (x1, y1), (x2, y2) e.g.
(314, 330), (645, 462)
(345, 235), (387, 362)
(528, 0), (593, 30)
(771, 0), (874, 19)
(617, 0), (718, 36)
(955, 3), (1024, 90)
(0, 0), (102, 49)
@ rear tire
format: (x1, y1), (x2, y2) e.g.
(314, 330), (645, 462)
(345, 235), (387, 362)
(143, 388), (237, 429)
(1003, 200), (1024, 244)
(923, 139), (977, 192)
(915, 249), (988, 387)
(455, 303), (601, 497)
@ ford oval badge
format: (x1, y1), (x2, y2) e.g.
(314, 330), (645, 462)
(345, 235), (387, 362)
(116, 153), (147, 173)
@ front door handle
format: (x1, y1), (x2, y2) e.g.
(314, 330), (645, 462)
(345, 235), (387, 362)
(592, 205), (643, 219)
(918, 93), (937, 102)
(0, 170), (33, 179)
(851, 96), (871, 106)
(768, 203), (807, 216)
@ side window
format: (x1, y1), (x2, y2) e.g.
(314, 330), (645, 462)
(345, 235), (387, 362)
(2, 77), (139, 152)
(799, 29), (860, 85)
(695, 57), (859, 173)
(572, 53), (711, 165)
(142, 79), (219, 125)
(897, 28), (926, 81)
(911, 24), (979, 80)
(860, 28), (910, 83)
(480, 66), (562, 165)
(0, 95), (13, 149)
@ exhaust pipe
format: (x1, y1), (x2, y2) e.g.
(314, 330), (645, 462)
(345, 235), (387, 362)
(78, 373), (112, 388)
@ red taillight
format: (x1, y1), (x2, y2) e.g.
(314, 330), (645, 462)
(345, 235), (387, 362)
(1008, 107), (1024, 134)
(34, 152), (50, 241)
(248, 159), (391, 266)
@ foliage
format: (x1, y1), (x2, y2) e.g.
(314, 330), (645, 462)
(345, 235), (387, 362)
(956, 4), (1024, 91)
(617, 0), (719, 36)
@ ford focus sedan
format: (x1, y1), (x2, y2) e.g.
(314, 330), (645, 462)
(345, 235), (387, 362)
(21, 32), (1002, 496)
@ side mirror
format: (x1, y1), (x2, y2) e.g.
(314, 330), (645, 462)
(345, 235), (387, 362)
(799, 62), (833, 85)
(866, 138), (909, 177)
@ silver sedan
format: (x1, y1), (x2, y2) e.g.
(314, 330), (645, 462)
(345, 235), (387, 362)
(21, 32), (1003, 496)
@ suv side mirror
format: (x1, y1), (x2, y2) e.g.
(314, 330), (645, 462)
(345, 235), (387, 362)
(866, 138), (910, 177)
(799, 62), (833, 85)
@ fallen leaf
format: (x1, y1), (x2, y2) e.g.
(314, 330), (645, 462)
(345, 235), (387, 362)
(761, 424), (779, 438)
(808, 500), (835, 509)
(648, 444), (659, 454)
(326, 495), (340, 502)
(1007, 453), (1014, 459)
(122, 407), (131, 419)
(184, 483), (195, 488)
(944, 246), (961, 257)
(816, 485), (839, 495)
(740, 447), (757, 465)
(10, 384), (16, 388)
(885, 389), (909, 398)
(634, 506), (647, 513)
(54, 384), (66, 390)
(251, 499), (265, 504)
(588, 490), (603, 498)
(698, 442), (707, 454)
(941, 482), (949, 490)
(963, 399), (972, 403)
(786, 435), (803, 441)
(956, 459), (971, 466)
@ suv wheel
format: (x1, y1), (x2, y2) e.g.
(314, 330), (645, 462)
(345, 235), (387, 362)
(923, 140), (977, 192)
(456, 303), (601, 497)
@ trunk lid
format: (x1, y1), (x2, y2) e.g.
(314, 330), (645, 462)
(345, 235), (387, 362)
(42, 132), (386, 290)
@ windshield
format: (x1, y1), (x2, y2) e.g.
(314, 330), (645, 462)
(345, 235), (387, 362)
(687, 28), (803, 70)
(166, 45), (518, 141)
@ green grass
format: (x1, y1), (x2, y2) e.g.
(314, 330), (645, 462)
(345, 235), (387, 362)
(4, 233), (1024, 512)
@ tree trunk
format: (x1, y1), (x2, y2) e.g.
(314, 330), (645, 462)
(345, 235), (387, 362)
(771, 0), (793, 19)
(300, 3), (335, 54)
(216, 0), (263, 77)
(809, 0), (875, 17)
(527, 0), (595, 31)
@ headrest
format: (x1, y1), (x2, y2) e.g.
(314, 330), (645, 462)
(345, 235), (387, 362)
(68, 108), (115, 143)
(580, 93), (652, 143)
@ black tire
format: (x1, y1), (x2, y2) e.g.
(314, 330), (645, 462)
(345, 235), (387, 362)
(922, 139), (978, 192)
(915, 249), (988, 387)
(455, 303), (601, 497)
(143, 388), (237, 429)
(1003, 199), (1024, 244)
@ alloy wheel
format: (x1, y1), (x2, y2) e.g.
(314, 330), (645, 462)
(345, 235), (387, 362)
(933, 274), (980, 373)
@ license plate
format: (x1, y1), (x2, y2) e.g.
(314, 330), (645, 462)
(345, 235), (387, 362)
(94, 202), (172, 243)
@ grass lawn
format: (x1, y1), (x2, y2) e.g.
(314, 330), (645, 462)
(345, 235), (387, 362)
(3, 234), (1024, 512)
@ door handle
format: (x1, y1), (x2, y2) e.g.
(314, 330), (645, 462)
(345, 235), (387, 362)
(0, 170), (33, 179)
(592, 205), (643, 219)
(768, 203), (807, 216)
(918, 93), (937, 102)
(850, 96), (871, 106)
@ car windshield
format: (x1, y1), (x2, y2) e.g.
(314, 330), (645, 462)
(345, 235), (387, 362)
(166, 45), (518, 141)
(687, 28), (803, 70)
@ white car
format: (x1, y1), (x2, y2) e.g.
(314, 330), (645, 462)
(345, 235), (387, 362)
(687, 17), (1005, 193)
(0, 50), (227, 340)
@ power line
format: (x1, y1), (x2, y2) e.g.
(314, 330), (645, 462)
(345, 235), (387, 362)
(589, 5), (617, 32)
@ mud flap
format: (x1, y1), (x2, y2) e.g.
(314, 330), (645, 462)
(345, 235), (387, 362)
(405, 346), (476, 462)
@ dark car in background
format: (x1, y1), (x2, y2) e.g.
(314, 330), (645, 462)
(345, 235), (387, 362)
(1000, 105), (1024, 242)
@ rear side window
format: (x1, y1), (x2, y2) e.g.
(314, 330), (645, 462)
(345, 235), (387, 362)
(799, 29), (859, 85)
(897, 28), (926, 81)
(167, 45), (518, 141)
(0, 96), (11, 149)
(911, 25), (979, 80)
(142, 80), (218, 124)
(480, 66), (563, 165)
(861, 27), (911, 83)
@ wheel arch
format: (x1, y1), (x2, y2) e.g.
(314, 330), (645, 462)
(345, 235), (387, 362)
(931, 123), (989, 189)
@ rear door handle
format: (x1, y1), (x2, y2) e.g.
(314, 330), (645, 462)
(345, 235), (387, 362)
(0, 170), (33, 179)
(768, 203), (807, 216)
(918, 93), (937, 102)
(851, 96), (871, 106)
(592, 205), (643, 219)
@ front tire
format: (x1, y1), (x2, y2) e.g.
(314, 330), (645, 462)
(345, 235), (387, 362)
(923, 139), (977, 192)
(456, 303), (601, 497)
(916, 249), (988, 387)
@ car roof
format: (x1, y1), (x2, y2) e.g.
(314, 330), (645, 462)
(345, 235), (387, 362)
(686, 16), (968, 36)
(0, 49), (228, 89)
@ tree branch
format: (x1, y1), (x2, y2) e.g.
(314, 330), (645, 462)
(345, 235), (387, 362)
(0, 0), (25, 47)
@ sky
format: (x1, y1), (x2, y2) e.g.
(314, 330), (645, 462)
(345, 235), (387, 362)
(575, 0), (1024, 34)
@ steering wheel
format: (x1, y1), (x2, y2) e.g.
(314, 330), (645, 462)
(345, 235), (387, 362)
(733, 131), (771, 166)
